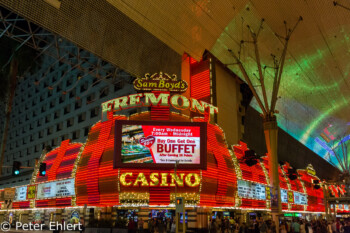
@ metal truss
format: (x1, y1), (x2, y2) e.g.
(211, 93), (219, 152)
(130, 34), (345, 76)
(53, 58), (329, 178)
(0, 6), (129, 97)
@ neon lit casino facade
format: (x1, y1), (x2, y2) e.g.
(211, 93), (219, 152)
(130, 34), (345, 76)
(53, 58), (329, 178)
(0, 55), (331, 230)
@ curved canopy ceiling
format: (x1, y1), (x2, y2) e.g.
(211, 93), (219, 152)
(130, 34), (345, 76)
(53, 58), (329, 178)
(107, 0), (350, 169)
(1, 0), (349, 170)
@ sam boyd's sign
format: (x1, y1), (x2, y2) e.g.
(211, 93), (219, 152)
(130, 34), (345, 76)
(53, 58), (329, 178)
(133, 72), (188, 92)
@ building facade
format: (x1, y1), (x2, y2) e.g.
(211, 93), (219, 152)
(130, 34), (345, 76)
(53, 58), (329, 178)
(0, 38), (137, 188)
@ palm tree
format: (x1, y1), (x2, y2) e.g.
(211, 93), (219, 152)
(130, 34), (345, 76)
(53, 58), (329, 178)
(0, 37), (37, 176)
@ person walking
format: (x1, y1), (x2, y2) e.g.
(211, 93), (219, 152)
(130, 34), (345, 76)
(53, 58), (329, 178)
(344, 222), (350, 233)
(149, 219), (155, 233)
(158, 219), (165, 233)
(225, 218), (231, 233)
(259, 221), (268, 233)
(239, 222), (248, 233)
(300, 220), (306, 233)
(270, 221), (277, 233)
(210, 219), (218, 233)
(138, 218), (144, 233)
(170, 220), (176, 233)
(128, 218), (136, 233)
(234, 222), (240, 233)
(166, 218), (171, 233)
(280, 222), (287, 233)
(332, 221), (337, 233)
(340, 222), (345, 233)
(292, 220), (300, 233)
(289, 221), (294, 233)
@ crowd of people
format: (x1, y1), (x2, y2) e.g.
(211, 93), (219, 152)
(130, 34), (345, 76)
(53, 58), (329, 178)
(124, 215), (350, 233)
(209, 217), (350, 233)
(127, 217), (177, 233)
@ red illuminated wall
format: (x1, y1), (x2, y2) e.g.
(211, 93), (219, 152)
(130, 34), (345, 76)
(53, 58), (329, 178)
(197, 117), (236, 207)
(75, 113), (125, 206)
(36, 198), (71, 208)
(36, 140), (82, 182)
(328, 184), (345, 198)
(298, 170), (324, 212)
(27, 140), (82, 208)
(12, 201), (30, 209)
(190, 58), (211, 119)
(150, 91), (170, 121)
(233, 142), (267, 209)
(262, 158), (290, 210)
(282, 164), (305, 211)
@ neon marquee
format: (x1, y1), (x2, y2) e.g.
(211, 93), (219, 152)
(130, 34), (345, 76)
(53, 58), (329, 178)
(101, 92), (218, 121)
(119, 172), (201, 187)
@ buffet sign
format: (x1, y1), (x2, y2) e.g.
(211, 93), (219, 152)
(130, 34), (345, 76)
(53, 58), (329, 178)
(114, 120), (207, 169)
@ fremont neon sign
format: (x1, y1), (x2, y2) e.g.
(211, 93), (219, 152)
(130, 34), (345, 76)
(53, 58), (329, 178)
(119, 172), (200, 187)
(101, 92), (218, 121)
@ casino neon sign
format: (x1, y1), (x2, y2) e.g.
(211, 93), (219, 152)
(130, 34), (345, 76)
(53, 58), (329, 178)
(119, 172), (201, 187)
(101, 92), (218, 121)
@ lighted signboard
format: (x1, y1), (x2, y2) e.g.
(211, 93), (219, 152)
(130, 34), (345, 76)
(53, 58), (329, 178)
(266, 186), (271, 199)
(133, 72), (188, 93)
(37, 178), (75, 199)
(101, 92), (218, 122)
(14, 186), (27, 201)
(294, 192), (307, 205)
(71, 211), (80, 224)
(237, 180), (266, 200)
(288, 191), (294, 203)
(27, 185), (36, 199)
(119, 172), (200, 187)
(3, 188), (15, 200)
(281, 189), (288, 203)
(37, 182), (55, 199)
(114, 120), (207, 169)
(284, 213), (302, 217)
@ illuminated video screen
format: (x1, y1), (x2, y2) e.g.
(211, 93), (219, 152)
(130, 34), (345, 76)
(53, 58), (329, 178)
(114, 120), (207, 169)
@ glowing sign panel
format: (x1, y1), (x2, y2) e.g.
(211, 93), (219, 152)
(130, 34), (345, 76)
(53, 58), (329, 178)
(237, 180), (266, 200)
(101, 93), (218, 122)
(281, 189), (288, 203)
(133, 72), (188, 92)
(14, 186), (27, 201)
(27, 185), (36, 200)
(119, 172), (200, 187)
(294, 192), (307, 205)
(37, 178), (75, 199)
(114, 121), (207, 169)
